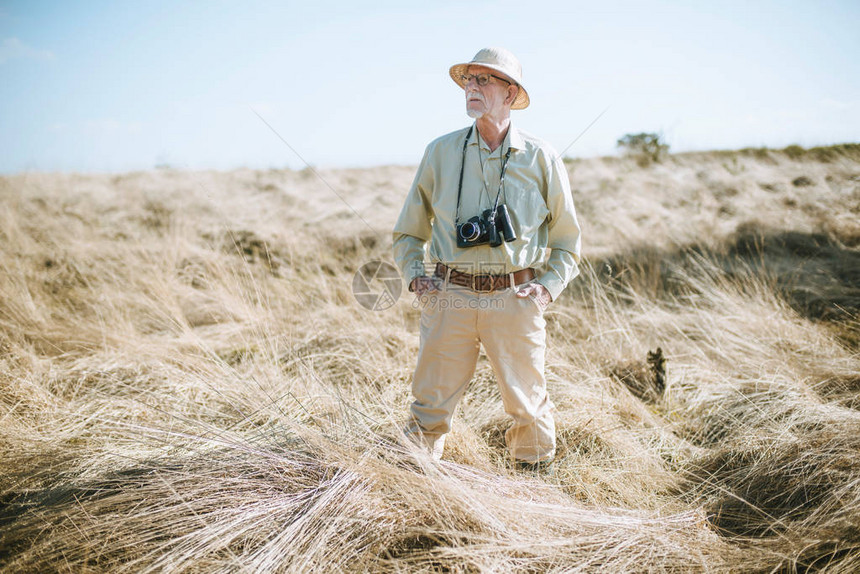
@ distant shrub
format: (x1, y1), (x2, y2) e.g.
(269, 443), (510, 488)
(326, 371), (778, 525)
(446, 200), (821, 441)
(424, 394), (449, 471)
(739, 147), (773, 161)
(780, 143), (860, 163)
(832, 143), (860, 160)
(807, 144), (860, 162)
(782, 145), (806, 160)
(808, 147), (837, 163)
(617, 132), (669, 167)
(792, 176), (814, 187)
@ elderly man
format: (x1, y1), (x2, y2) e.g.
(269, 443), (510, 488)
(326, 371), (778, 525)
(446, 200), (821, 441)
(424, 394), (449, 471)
(393, 47), (581, 469)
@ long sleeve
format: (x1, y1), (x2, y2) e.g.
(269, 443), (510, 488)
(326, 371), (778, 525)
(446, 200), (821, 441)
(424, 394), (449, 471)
(393, 146), (435, 285)
(536, 154), (581, 301)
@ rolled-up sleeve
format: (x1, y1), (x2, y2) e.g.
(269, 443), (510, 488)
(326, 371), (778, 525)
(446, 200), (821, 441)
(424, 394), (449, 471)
(393, 146), (435, 285)
(536, 154), (581, 301)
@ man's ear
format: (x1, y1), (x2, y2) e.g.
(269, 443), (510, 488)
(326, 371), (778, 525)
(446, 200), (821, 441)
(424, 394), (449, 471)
(506, 85), (519, 106)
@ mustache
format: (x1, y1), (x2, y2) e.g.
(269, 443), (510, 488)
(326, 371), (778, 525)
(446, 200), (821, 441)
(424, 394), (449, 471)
(466, 91), (484, 101)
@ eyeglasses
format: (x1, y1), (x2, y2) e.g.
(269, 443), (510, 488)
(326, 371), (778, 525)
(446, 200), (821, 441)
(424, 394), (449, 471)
(460, 73), (512, 87)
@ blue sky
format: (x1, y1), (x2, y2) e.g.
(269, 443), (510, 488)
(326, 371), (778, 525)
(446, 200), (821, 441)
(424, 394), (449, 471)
(1, 0), (858, 173)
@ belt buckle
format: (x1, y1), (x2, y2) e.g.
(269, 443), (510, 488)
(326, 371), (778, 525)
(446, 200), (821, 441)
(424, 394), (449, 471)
(472, 274), (495, 292)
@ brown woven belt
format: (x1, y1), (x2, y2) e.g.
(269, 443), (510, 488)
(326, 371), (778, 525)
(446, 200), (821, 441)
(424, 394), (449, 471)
(434, 263), (535, 292)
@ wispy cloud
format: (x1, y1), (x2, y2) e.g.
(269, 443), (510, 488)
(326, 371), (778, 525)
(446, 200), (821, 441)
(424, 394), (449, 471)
(0, 37), (55, 64)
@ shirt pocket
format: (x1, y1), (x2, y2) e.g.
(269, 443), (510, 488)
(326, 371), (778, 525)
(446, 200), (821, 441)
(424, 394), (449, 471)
(503, 179), (549, 238)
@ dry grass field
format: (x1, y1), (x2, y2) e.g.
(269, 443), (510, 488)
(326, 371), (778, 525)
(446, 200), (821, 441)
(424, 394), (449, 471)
(1, 144), (859, 572)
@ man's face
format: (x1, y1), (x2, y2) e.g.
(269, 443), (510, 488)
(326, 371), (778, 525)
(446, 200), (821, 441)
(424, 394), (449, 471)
(464, 65), (515, 120)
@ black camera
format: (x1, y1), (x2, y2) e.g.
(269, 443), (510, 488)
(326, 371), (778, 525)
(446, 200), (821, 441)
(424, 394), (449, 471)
(456, 204), (517, 248)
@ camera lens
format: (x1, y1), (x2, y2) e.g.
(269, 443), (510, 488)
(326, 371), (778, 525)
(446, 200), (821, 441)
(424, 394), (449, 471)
(459, 222), (480, 241)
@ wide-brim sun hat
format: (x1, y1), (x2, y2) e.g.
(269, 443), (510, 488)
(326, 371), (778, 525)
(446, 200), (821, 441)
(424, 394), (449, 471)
(449, 47), (530, 110)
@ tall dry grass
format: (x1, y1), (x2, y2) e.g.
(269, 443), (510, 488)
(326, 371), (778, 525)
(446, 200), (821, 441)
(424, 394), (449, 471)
(1, 145), (859, 572)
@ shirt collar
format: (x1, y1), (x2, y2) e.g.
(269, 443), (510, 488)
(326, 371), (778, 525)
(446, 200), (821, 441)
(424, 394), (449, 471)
(468, 122), (524, 155)
(507, 125), (525, 151)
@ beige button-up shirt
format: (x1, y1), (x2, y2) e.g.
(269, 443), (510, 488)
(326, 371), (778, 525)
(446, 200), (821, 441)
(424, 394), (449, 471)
(393, 123), (581, 301)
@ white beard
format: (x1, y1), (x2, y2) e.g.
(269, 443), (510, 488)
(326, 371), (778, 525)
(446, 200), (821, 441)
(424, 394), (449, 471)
(466, 91), (485, 119)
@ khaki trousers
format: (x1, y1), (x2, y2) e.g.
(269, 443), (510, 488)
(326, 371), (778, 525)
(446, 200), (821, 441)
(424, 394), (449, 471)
(408, 279), (555, 463)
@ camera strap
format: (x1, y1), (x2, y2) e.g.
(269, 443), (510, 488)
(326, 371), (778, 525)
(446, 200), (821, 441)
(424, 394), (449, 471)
(491, 145), (513, 223)
(454, 125), (513, 226)
(453, 126), (473, 226)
